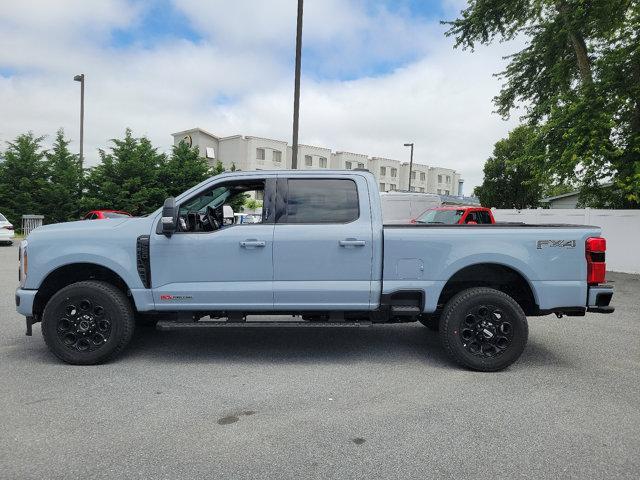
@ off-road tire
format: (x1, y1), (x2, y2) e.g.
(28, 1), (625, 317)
(440, 287), (528, 372)
(42, 281), (135, 365)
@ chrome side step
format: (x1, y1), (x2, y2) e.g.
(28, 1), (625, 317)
(157, 320), (373, 330)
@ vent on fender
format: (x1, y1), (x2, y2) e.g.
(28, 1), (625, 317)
(136, 235), (151, 288)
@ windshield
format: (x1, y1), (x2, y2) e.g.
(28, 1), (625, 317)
(103, 212), (131, 218)
(0, 213), (6, 222)
(416, 209), (464, 224)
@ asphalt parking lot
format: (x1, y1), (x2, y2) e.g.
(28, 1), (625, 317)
(0, 242), (638, 480)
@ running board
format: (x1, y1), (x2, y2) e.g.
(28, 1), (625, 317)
(390, 305), (421, 316)
(157, 320), (373, 330)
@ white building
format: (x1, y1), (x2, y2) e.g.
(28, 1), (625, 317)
(171, 128), (464, 196)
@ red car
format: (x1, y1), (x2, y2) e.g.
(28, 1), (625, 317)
(83, 210), (132, 220)
(411, 206), (495, 225)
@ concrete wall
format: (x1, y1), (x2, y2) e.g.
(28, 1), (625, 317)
(493, 208), (640, 274)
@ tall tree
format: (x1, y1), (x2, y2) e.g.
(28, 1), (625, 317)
(161, 141), (211, 198)
(83, 129), (167, 216)
(0, 132), (49, 226)
(446, 0), (639, 206)
(474, 125), (549, 209)
(44, 129), (82, 223)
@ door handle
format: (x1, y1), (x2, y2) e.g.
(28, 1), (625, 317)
(240, 240), (266, 248)
(339, 239), (366, 247)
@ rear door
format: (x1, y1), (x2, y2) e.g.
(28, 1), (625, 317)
(272, 175), (374, 310)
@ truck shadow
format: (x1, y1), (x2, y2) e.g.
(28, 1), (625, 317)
(122, 323), (451, 367)
(121, 323), (565, 369)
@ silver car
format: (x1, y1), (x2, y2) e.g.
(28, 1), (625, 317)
(0, 212), (15, 245)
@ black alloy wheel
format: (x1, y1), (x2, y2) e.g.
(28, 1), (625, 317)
(42, 281), (135, 365)
(440, 287), (528, 371)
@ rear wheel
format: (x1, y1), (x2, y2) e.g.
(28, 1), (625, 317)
(440, 287), (528, 371)
(41, 281), (135, 365)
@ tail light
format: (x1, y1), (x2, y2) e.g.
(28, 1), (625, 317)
(586, 237), (606, 285)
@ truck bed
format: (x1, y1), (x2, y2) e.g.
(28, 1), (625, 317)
(381, 224), (602, 313)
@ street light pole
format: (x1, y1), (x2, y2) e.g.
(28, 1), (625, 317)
(404, 143), (414, 191)
(74, 74), (85, 173)
(291, 0), (304, 169)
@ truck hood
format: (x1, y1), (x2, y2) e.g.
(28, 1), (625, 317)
(26, 216), (154, 243)
(33, 218), (131, 234)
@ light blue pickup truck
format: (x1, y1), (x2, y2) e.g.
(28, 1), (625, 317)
(16, 170), (614, 370)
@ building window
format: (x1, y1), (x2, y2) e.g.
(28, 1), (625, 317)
(380, 183), (385, 191)
(445, 190), (450, 195)
(420, 172), (426, 181)
(380, 166), (386, 176)
(411, 171), (416, 179)
(305, 155), (313, 167)
(437, 189), (442, 194)
(273, 150), (282, 163)
(446, 175), (451, 183)
(390, 168), (397, 177)
(410, 187), (416, 192)
(345, 161), (352, 170)
(256, 148), (265, 160)
(390, 184), (396, 190)
(438, 174), (443, 183)
(319, 157), (327, 168)
(357, 162), (365, 169)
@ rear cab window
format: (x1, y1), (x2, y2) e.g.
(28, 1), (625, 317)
(281, 179), (359, 224)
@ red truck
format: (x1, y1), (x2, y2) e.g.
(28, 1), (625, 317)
(411, 206), (495, 225)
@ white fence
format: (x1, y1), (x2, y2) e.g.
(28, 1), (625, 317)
(493, 208), (640, 274)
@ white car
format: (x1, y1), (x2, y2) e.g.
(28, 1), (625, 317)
(0, 212), (15, 245)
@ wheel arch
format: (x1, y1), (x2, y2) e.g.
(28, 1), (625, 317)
(33, 263), (133, 317)
(437, 263), (539, 315)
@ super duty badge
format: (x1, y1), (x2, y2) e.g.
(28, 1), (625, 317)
(537, 240), (576, 249)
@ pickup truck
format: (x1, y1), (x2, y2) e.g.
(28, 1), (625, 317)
(411, 206), (495, 225)
(15, 170), (614, 371)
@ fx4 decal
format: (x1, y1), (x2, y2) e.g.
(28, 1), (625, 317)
(536, 240), (576, 250)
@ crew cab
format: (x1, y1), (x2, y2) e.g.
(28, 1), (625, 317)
(15, 170), (614, 371)
(412, 206), (495, 225)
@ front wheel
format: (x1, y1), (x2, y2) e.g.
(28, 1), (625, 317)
(41, 281), (135, 365)
(440, 287), (528, 371)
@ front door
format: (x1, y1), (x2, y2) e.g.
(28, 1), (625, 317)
(272, 176), (374, 310)
(150, 176), (275, 311)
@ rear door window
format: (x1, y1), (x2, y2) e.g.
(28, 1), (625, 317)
(283, 179), (359, 224)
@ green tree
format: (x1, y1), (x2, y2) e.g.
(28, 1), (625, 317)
(474, 126), (549, 209)
(161, 141), (211, 198)
(446, 0), (640, 206)
(82, 129), (167, 216)
(0, 132), (49, 226)
(44, 129), (82, 223)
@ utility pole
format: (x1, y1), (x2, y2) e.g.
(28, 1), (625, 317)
(74, 74), (85, 216)
(291, 0), (304, 169)
(74, 74), (85, 173)
(404, 143), (414, 191)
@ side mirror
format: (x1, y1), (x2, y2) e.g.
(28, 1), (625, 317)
(161, 197), (177, 236)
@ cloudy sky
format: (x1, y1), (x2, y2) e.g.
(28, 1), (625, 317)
(0, 0), (520, 191)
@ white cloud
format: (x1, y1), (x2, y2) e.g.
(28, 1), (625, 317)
(0, 0), (520, 192)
